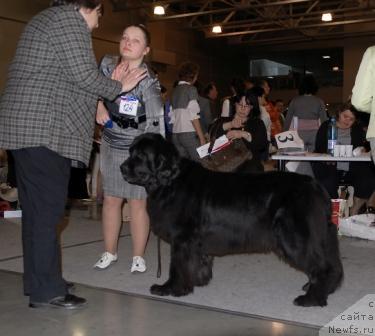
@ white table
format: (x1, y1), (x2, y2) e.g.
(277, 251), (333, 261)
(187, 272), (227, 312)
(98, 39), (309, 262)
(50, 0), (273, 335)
(272, 152), (372, 171)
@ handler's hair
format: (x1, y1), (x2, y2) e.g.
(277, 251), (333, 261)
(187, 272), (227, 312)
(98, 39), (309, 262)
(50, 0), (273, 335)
(51, 0), (102, 11)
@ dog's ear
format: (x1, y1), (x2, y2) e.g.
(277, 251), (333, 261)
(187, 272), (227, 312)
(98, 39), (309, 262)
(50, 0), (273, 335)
(147, 140), (180, 190)
(156, 154), (180, 187)
(135, 134), (181, 193)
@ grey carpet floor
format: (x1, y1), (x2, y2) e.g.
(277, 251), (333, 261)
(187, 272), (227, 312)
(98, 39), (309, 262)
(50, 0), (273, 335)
(0, 208), (374, 328)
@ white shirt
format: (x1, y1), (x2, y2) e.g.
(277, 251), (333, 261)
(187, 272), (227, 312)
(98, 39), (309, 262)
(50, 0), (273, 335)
(260, 106), (271, 141)
(221, 98), (230, 117)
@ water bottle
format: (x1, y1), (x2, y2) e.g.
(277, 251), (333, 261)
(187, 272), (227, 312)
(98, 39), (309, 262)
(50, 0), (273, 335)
(327, 117), (337, 155)
(292, 116), (298, 130)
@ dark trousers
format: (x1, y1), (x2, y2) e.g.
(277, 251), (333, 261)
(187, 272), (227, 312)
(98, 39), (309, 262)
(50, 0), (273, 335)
(6, 150), (17, 187)
(12, 147), (70, 302)
(313, 163), (375, 199)
(68, 167), (89, 199)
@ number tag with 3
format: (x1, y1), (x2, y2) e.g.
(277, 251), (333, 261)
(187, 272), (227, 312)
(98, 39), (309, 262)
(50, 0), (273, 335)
(119, 96), (139, 116)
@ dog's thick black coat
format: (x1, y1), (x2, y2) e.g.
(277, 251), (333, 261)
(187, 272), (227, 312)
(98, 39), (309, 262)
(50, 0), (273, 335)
(121, 133), (343, 307)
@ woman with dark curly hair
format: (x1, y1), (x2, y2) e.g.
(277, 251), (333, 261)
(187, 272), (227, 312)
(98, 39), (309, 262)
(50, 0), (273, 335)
(312, 103), (375, 213)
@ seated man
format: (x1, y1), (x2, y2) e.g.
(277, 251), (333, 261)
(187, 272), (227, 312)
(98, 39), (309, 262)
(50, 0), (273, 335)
(312, 103), (375, 214)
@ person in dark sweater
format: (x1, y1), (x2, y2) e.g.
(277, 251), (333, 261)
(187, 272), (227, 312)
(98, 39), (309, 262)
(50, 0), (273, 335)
(214, 91), (268, 172)
(312, 103), (375, 212)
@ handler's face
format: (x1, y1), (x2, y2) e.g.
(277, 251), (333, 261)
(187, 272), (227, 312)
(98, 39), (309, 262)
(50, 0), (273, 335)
(80, 5), (102, 31)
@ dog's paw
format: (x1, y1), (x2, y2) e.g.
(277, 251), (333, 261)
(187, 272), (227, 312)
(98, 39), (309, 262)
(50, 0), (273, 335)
(170, 286), (193, 297)
(150, 283), (193, 297)
(150, 284), (172, 296)
(195, 278), (211, 287)
(293, 294), (327, 307)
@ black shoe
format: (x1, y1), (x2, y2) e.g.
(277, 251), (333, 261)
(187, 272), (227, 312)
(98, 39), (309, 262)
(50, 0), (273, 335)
(29, 294), (87, 309)
(24, 281), (75, 296)
(66, 281), (75, 291)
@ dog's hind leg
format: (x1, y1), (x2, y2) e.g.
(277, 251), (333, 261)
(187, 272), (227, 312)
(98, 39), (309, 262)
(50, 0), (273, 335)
(274, 219), (330, 306)
(297, 212), (343, 304)
(194, 254), (213, 287)
(302, 281), (311, 292)
(294, 225), (341, 306)
(293, 267), (329, 307)
(150, 241), (196, 297)
(288, 238), (332, 307)
(325, 224), (344, 294)
(279, 246), (330, 306)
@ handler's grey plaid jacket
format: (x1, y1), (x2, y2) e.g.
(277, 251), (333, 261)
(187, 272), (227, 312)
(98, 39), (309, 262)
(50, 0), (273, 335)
(0, 5), (122, 165)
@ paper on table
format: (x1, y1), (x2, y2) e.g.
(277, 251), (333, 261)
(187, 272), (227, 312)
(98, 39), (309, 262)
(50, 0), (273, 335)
(275, 130), (304, 152)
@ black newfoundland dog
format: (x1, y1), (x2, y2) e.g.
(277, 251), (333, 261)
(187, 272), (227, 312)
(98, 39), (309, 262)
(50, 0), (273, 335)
(121, 133), (343, 307)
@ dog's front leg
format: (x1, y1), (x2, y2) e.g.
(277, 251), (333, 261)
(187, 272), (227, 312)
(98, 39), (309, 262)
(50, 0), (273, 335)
(150, 241), (195, 297)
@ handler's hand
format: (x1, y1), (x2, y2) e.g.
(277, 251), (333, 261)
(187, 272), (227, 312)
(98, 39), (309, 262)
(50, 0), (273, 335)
(226, 130), (242, 140)
(231, 117), (244, 129)
(113, 61), (147, 93)
(96, 101), (110, 126)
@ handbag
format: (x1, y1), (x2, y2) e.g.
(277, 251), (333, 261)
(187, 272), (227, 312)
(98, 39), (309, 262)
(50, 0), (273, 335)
(200, 119), (252, 172)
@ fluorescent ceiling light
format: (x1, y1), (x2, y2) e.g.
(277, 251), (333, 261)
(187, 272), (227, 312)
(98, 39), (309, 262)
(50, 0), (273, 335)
(212, 25), (222, 33)
(322, 55), (331, 59)
(332, 66), (339, 71)
(154, 5), (165, 15)
(321, 13), (332, 22)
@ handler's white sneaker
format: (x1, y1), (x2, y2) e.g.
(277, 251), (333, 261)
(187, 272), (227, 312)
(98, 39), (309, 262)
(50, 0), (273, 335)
(131, 256), (146, 273)
(93, 252), (118, 269)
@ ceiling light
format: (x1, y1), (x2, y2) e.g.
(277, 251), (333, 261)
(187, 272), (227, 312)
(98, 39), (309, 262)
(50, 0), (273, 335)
(332, 66), (339, 71)
(212, 25), (222, 33)
(322, 55), (331, 59)
(153, 5), (165, 15)
(321, 13), (332, 22)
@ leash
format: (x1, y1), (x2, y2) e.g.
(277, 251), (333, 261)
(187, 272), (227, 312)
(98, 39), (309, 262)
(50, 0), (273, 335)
(156, 237), (161, 278)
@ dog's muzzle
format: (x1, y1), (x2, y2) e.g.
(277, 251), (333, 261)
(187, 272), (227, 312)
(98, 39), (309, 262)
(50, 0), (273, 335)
(120, 160), (131, 179)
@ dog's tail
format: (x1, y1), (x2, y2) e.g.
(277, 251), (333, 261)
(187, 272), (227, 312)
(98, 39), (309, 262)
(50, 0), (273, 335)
(325, 223), (344, 294)
(314, 180), (335, 230)
(314, 180), (344, 294)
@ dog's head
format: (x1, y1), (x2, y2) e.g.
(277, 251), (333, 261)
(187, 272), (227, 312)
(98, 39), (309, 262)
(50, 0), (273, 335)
(121, 133), (180, 193)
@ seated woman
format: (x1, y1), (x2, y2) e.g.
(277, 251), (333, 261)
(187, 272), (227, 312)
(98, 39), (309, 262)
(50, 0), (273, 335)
(214, 91), (268, 172)
(312, 103), (375, 213)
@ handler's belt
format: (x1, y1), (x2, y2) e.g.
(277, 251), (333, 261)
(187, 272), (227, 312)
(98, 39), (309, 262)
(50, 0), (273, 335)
(112, 114), (146, 129)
